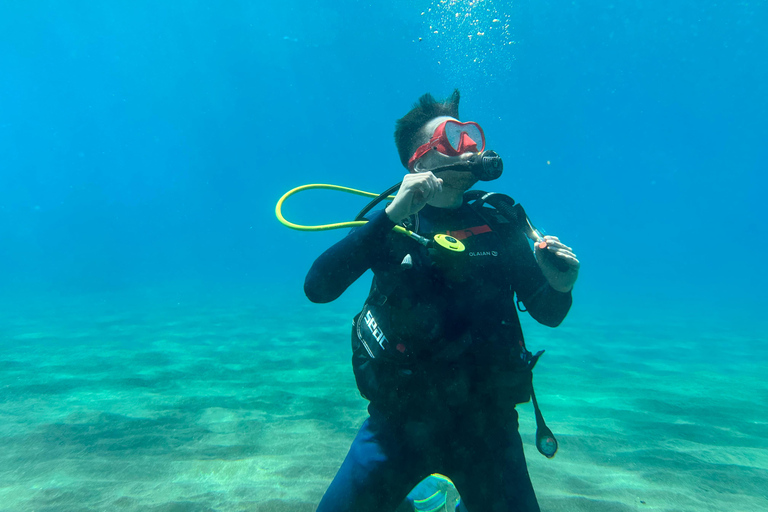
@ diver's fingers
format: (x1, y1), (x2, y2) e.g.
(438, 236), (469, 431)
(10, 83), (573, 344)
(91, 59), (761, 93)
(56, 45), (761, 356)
(425, 173), (442, 200)
(552, 250), (581, 269)
(401, 174), (426, 199)
(541, 236), (573, 252)
(548, 245), (576, 258)
(548, 245), (578, 261)
(413, 173), (441, 203)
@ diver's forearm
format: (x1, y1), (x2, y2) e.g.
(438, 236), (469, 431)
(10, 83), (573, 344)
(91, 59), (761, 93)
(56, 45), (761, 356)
(525, 284), (572, 327)
(304, 211), (395, 303)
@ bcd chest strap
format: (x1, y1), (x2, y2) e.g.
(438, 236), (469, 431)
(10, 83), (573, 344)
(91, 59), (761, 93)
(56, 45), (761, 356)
(445, 224), (492, 241)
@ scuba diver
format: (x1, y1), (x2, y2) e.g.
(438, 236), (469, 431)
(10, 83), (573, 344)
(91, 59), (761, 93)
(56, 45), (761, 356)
(303, 90), (580, 511)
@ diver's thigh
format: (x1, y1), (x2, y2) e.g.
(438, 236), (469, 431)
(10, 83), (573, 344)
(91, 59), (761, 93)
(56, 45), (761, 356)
(450, 411), (540, 512)
(317, 414), (425, 512)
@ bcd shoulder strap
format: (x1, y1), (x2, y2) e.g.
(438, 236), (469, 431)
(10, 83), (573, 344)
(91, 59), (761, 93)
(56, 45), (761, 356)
(465, 191), (548, 316)
(464, 190), (539, 241)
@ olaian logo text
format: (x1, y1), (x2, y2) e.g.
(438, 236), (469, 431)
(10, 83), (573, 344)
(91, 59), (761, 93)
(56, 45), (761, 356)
(468, 251), (498, 257)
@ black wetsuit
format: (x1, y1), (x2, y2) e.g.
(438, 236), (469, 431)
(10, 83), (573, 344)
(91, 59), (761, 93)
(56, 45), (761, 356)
(305, 198), (571, 512)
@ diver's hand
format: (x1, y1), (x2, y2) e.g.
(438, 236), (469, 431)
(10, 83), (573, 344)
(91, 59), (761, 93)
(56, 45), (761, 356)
(534, 236), (580, 293)
(385, 172), (443, 224)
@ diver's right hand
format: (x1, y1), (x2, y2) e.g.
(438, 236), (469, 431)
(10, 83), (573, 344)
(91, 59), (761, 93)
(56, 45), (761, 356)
(385, 172), (443, 224)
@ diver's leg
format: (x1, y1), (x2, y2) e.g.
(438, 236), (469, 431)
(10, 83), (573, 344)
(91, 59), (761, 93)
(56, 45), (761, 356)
(448, 407), (540, 512)
(317, 406), (426, 512)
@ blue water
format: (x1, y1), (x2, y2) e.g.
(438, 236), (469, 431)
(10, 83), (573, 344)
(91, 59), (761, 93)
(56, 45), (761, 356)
(1, 1), (766, 511)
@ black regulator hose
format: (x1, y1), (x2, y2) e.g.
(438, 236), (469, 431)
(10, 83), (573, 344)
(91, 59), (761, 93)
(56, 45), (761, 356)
(354, 182), (402, 222)
(354, 150), (504, 221)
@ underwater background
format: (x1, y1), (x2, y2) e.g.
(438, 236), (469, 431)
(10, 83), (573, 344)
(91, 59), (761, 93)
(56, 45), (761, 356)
(1, 1), (766, 511)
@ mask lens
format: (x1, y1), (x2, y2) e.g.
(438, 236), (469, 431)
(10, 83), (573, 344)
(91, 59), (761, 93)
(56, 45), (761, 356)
(444, 121), (484, 152)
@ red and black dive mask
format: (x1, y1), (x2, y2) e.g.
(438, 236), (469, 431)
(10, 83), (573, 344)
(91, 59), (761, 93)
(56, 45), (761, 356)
(408, 120), (486, 170)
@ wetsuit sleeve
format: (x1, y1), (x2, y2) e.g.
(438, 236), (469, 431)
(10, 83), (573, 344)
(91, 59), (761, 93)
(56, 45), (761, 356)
(505, 227), (572, 327)
(304, 210), (396, 303)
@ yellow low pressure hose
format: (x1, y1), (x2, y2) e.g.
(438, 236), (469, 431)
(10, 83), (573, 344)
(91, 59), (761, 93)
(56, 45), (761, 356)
(275, 183), (465, 252)
(275, 183), (398, 231)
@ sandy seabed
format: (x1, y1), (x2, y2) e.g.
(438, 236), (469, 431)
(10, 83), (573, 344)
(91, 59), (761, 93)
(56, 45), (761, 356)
(0, 291), (766, 512)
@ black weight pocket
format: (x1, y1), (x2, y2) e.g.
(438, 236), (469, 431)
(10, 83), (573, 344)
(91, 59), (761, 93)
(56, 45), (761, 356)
(351, 321), (415, 410)
(477, 365), (533, 406)
(354, 302), (412, 364)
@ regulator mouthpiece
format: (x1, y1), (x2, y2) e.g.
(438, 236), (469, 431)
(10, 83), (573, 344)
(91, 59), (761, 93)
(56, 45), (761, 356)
(473, 150), (503, 181)
(432, 150), (504, 181)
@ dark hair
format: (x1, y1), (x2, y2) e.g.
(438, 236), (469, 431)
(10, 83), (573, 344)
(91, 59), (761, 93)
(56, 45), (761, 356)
(394, 89), (460, 169)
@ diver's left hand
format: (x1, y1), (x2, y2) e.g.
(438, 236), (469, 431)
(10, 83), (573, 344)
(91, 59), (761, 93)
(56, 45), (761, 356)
(534, 236), (580, 293)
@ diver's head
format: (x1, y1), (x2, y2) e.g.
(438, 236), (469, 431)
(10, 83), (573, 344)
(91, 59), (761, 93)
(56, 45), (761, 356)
(394, 89), (462, 170)
(394, 90), (485, 190)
